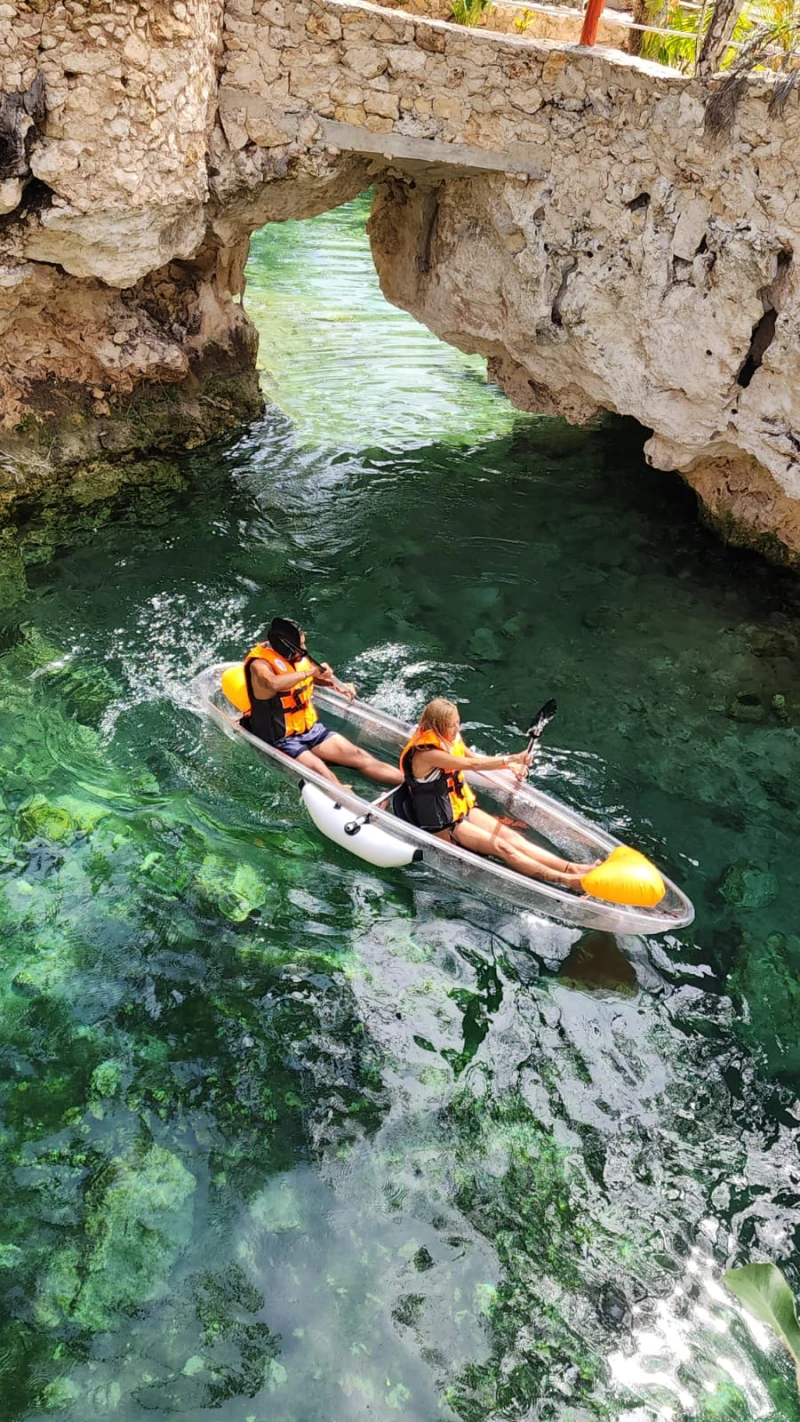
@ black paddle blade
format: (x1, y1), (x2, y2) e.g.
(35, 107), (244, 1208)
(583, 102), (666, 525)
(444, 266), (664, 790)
(277, 635), (324, 675)
(526, 698), (557, 740)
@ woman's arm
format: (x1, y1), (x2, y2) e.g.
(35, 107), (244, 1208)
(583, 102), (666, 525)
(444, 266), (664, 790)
(411, 746), (529, 777)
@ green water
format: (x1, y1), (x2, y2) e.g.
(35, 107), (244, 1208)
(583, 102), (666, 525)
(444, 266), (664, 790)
(2, 197), (800, 1422)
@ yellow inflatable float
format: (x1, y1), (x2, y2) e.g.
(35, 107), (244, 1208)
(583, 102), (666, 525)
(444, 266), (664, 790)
(581, 846), (666, 908)
(221, 663), (250, 715)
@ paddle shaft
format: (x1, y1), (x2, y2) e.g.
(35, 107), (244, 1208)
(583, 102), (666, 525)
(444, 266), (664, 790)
(524, 727), (546, 761)
(523, 698), (557, 765)
(518, 729), (545, 780)
(281, 638), (353, 698)
(507, 699), (557, 798)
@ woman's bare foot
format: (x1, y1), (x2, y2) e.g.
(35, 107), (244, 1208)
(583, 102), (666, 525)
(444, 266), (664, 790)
(560, 870), (588, 890)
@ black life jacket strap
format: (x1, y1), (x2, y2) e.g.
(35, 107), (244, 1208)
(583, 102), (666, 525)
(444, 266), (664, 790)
(244, 657), (257, 705)
(284, 683), (307, 711)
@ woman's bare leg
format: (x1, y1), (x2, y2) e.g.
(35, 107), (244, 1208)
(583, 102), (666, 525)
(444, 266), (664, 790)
(434, 814), (585, 888)
(467, 806), (595, 875)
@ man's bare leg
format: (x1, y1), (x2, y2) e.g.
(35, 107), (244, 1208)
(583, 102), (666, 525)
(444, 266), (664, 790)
(315, 733), (403, 787)
(291, 748), (342, 785)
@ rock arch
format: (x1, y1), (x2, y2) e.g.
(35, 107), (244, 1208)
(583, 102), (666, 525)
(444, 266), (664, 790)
(0, 0), (799, 561)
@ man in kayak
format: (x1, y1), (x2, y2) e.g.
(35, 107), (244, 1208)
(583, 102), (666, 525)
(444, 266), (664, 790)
(242, 616), (403, 788)
(398, 698), (593, 887)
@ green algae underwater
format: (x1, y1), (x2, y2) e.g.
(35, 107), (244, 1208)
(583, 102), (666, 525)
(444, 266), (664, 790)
(1, 198), (800, 1422)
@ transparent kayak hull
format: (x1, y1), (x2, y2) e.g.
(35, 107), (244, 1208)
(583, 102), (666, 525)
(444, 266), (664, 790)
(195, 664), (695, 936)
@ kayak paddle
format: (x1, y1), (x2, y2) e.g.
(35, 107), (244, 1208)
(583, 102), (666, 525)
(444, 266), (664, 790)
(505, 698), (557, 798)
(279, 635), (355, 699)
(525, 698), (557, 759)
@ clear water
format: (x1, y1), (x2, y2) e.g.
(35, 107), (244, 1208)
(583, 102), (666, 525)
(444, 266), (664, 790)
(2, 196), (800, 1422)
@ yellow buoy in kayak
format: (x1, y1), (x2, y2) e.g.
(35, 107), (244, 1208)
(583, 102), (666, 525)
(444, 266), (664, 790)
(221, 663), (250, 715)
(581, 845), (666, 908)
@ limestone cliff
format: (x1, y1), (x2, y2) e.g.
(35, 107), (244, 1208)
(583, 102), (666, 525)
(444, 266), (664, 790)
(368, 166), (800, 562)
(0, 0), (798, 564)
(0, 0), (372, 514)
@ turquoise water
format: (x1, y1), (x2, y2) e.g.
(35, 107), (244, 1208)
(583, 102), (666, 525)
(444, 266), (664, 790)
(2, 197), (800, 1421)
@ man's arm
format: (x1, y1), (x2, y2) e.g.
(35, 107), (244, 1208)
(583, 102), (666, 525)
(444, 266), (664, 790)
(311, 662), (336, 688)
(249, 658), (313, 698)
(312, 662), (356, 699)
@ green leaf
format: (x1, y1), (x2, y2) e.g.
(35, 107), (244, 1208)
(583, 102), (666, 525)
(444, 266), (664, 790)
(725, 1263), (800, 1384)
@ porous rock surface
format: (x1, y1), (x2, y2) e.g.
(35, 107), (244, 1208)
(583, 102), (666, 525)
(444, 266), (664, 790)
(0, 0), (374, 511)
(0, 0), (799, 561)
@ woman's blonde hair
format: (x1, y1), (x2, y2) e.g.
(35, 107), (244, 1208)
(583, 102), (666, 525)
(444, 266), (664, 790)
(418, 698), (459, 737)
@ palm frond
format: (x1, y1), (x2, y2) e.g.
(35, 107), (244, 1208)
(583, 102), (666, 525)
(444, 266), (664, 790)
(704, 73), (748, 132)
(703, 11), (800, 137)
(769, 66), (800, 114)
(642, 0), (702, 72)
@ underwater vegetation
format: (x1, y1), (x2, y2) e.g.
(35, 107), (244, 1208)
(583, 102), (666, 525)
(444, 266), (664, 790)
(726, 1265), (800, 1393)
(2, 616), (799, 1421)
(0, 626), (371, 1414)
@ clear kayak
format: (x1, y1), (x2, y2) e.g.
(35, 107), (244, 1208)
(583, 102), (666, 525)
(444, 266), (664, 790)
(194, 663), (695, 936)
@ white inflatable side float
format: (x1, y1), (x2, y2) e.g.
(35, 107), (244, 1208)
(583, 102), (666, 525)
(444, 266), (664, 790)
(301, 782), (422, 870)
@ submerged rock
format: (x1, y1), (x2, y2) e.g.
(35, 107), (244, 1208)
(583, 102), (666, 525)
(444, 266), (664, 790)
(0, 531), (27, 610)
(718, 859), (778, 910)
(196, 854), (272, 922)
(64, 1143), (196, 1333)
(728, 932), (800, 1078)
(468, 626), (505, 663)
(90, 1060), (124, 1099)
(558, 931), (638, 997)
(725, 692), (764, 724)
(770, 693), (790, 723)
(16, 794), (75, 844)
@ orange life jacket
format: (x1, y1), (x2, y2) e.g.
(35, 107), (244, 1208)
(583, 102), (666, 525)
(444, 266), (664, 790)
(399, 727), (476, 830)
(243, 643), (317, 744)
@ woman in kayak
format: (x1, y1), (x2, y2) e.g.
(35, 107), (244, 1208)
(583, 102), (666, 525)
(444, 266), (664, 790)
(399, 699), (593, 888)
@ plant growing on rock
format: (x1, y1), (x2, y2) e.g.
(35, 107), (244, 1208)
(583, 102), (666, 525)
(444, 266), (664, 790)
(451, 0), (493, 25)
(632, 0), (798, 81)
(703, 0), (800, 129)
(640, 0), (704, 71)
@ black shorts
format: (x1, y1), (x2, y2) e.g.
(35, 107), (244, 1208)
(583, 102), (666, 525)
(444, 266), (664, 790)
(275, 722), (334, 759)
